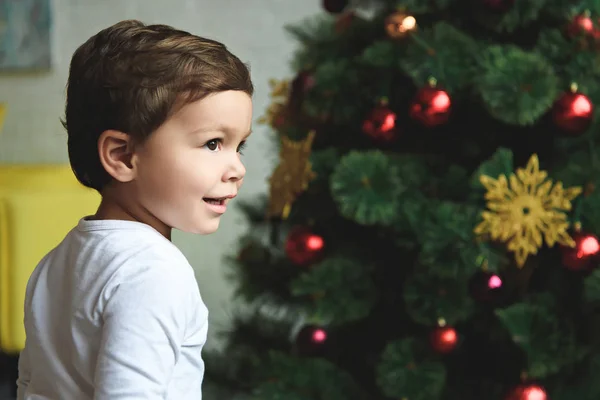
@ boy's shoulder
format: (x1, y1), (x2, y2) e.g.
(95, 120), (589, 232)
(69, 219), (200, 304)
(70, 218), (194, 282)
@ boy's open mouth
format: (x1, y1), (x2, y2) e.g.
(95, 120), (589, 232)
(203, 197), (225, 205)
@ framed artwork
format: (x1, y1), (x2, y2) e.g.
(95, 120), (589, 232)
(0, 0), (52, 71)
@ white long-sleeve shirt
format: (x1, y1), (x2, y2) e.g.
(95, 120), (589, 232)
(17, 218), (208, 399)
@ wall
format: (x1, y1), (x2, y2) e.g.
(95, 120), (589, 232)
(0, 0), (320, 351)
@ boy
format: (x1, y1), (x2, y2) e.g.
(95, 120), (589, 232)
(16, 20), (253, 399)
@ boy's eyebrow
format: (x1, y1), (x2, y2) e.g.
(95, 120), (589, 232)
(190, 124), (252, 137)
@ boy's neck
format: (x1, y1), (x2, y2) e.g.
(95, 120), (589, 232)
(92, 187), (172, 241)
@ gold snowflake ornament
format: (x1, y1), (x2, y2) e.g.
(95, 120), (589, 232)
(266, 130), (317, 219)
(474, 154), (582, 267)
(257, 79), (290, 128)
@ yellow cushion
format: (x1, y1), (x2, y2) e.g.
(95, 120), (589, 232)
(0, 165), (100, 353)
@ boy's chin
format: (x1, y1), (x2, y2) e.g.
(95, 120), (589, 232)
(178, 219), (220, 235)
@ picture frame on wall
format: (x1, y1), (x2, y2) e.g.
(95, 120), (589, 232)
(0, 0), (52, 71)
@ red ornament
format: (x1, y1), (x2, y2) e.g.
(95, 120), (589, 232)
(295, 324), (328, 356)
(469, 270), (505, 303)
(566, 13), (597, 38)
(552, 85), (593, 136)
(505, 383), (547, 400)
(483, 0), (515, 12)
(362, 101), (399, 142)
(285, 226), (325, 266)
(560, 231), (600, 271)
(410, 80), (452, 128)
(322, 0), (347, 14)
(565, 12), (600, 49)
(430, 320), (458, 354)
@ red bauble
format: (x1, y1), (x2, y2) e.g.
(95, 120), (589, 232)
(560, 232), (600, 271)
(483, 0), (515, 12)
(430, 323), (458, 354)
(362, 103), (399, 142)
(505, 383), (547, 400)
(469, 270), (505, 303)
(566, 13), (597, 38)
(295, 324), (328, 356)
(552, 88), (593, 136)
(322, 0), (348, 13)
(285, 226), (325, 266)
(410, 84), (452, 128)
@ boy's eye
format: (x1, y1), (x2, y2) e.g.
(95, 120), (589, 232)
(205, 139), (220, 151)
(237, 141), (247, 154)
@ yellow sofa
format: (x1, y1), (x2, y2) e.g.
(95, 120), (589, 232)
(0, 165), (100, 353)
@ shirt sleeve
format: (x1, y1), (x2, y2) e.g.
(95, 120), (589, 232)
(93, 265), (192, 400)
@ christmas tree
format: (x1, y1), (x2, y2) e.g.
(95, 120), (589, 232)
(205, 1), (600, 399)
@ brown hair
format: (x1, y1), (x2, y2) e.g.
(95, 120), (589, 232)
(62, 20), (254, 192)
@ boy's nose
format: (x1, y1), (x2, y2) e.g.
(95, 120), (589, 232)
(223, 156), (246, 182)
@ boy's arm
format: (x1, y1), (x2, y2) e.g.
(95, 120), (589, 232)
(16, 341), (31, 400)
(93, 265), (193, 400)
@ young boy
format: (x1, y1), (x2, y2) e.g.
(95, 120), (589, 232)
(16, 20), (253, 399)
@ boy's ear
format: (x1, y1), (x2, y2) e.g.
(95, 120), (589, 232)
(98, 130), (136, 183)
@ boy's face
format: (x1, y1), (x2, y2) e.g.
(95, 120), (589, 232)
(132, 90), (252, 235)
